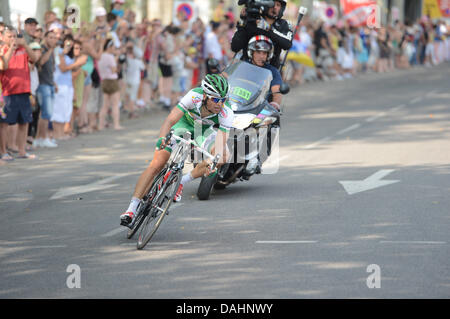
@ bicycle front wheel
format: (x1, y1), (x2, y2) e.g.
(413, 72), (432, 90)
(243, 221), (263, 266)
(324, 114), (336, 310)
(136, 170), (182, 250)
(127, 169), (167, 240)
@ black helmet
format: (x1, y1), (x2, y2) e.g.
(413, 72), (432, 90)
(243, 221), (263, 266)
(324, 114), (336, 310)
(263, 0), (287, 20)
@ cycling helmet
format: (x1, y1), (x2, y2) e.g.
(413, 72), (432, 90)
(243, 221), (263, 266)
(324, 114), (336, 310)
(201, 74), (230, 99)
(247, 35), (274, 61)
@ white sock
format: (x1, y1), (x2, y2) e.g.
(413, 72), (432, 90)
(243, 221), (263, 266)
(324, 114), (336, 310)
(181, 173), (194, 186)
(126, 197), (140, 214)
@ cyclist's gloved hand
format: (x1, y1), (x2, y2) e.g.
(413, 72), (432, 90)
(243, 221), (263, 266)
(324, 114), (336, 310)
(156, 137), (169, 150)
(205, 161), (218, 177)
(207, 165), (218, 177)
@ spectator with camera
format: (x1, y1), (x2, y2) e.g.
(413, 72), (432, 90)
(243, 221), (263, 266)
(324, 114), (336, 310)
(34, 30), (58, 148)
(0, 25), (38, 160)
(231, 0), (293, 68)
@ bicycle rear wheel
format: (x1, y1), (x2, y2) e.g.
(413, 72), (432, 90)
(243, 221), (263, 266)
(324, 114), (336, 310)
(136, 170), (182, 249)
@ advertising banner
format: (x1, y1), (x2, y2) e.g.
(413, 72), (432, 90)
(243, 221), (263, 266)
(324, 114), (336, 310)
(340, 0), (380, 27)
(422, 0), (450, 19)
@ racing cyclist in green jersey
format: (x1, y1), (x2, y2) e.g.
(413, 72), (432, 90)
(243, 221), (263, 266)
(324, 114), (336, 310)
(120, 74), (234, 227)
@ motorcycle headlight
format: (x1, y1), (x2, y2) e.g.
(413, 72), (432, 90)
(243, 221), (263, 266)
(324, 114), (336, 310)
(255, 116), (277, 127)
(232, 114), (257, 130)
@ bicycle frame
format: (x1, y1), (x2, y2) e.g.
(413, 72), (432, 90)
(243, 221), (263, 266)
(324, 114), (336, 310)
(169, 131), (221, 172)
(128, 130), (221, 247)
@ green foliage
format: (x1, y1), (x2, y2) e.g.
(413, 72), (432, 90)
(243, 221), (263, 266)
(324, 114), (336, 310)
(52, 0), (91, 22)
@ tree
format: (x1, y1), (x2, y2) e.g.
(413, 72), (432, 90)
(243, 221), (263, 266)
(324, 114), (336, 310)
(36, 0), (52, 25)
(0, 0), (11, 25)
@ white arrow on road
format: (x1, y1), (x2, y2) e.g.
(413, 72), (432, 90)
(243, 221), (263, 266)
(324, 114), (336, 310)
(339, 170), (400, 195)
(50, 174), (128, 200)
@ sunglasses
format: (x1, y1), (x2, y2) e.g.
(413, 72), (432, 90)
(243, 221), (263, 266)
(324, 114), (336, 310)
(209, 97), (226, 104)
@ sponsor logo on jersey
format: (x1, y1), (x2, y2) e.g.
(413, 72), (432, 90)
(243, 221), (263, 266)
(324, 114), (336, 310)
(192, 96), (202, 104)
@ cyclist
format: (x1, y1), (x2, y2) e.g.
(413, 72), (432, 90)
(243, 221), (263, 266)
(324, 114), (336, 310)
(247, 35), (283, 111)
(120, 74), (234, 227)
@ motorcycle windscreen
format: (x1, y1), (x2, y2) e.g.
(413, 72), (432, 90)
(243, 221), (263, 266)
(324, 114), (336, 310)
(225, 61), (273, 112)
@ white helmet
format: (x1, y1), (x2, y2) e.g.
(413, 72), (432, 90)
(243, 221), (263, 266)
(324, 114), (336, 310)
(247, 35), (274, 62)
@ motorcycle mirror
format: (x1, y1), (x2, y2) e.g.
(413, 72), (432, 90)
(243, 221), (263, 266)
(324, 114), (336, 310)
(279, 83), (290, 95)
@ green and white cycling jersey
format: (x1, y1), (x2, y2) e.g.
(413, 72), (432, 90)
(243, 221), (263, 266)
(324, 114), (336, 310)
(158, 87), (234, 153)
(176, 87), (234, 134)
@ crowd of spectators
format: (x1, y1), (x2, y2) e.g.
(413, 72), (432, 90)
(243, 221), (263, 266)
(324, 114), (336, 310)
(1, 0), (449, 165)
(288, 16), (450, 84)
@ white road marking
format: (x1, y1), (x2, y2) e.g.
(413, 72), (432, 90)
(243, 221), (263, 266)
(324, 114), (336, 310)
(337, 123), (361, 135)
(409, 97), (423, 104)
(256, 241), (318, 244)
(302, 101), (412, 150)
(365, 112), (387, 123)
(255, 240), (446, 245)
(302, 136), (332, 150)
(101, 227), (126, 238)
(380, 241), (446, 245)
(30, 245), (68, 249)
(50, 174), (129, 200)
(389, 104), (406, 112)
(339, 169), (400, 195)
(426, 89), (438, 97)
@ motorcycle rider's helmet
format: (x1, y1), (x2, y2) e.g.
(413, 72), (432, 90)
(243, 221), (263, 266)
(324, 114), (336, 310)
(263, 0), (287, 20)
(201, 74), (230, 99)
(247, 35), (274, 62)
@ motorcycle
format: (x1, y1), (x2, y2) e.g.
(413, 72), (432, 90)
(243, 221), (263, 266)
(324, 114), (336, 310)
(197, 60), (289, 200)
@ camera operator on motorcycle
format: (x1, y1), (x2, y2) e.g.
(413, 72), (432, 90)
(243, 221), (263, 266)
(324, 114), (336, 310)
(120, 74), (234, 227)
(231, 0), (293, 68)
(246, 35), (283, 111)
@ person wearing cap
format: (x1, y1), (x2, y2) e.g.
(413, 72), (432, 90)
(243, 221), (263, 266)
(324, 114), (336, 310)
(94, 7), (108, 40)
(94, 7), (107, 26)
(23, 17), (38, 44)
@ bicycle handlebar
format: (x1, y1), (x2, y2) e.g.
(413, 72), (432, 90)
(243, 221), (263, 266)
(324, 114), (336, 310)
(169, 130), (221, 166)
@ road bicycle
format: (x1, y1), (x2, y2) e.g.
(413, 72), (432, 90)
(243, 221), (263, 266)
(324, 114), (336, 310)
(126, 130), (220, 250)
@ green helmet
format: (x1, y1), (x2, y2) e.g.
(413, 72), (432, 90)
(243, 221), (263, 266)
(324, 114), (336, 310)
(201, 74), (230, 99)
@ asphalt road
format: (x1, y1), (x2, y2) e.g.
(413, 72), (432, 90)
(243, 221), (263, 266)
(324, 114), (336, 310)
(1, 63), (449, 299)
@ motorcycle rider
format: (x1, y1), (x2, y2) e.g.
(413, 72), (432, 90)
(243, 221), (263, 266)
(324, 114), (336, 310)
(120, 74), (233, 227)
(247, 35), (283, 111)
(231, 0), (293, 68)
